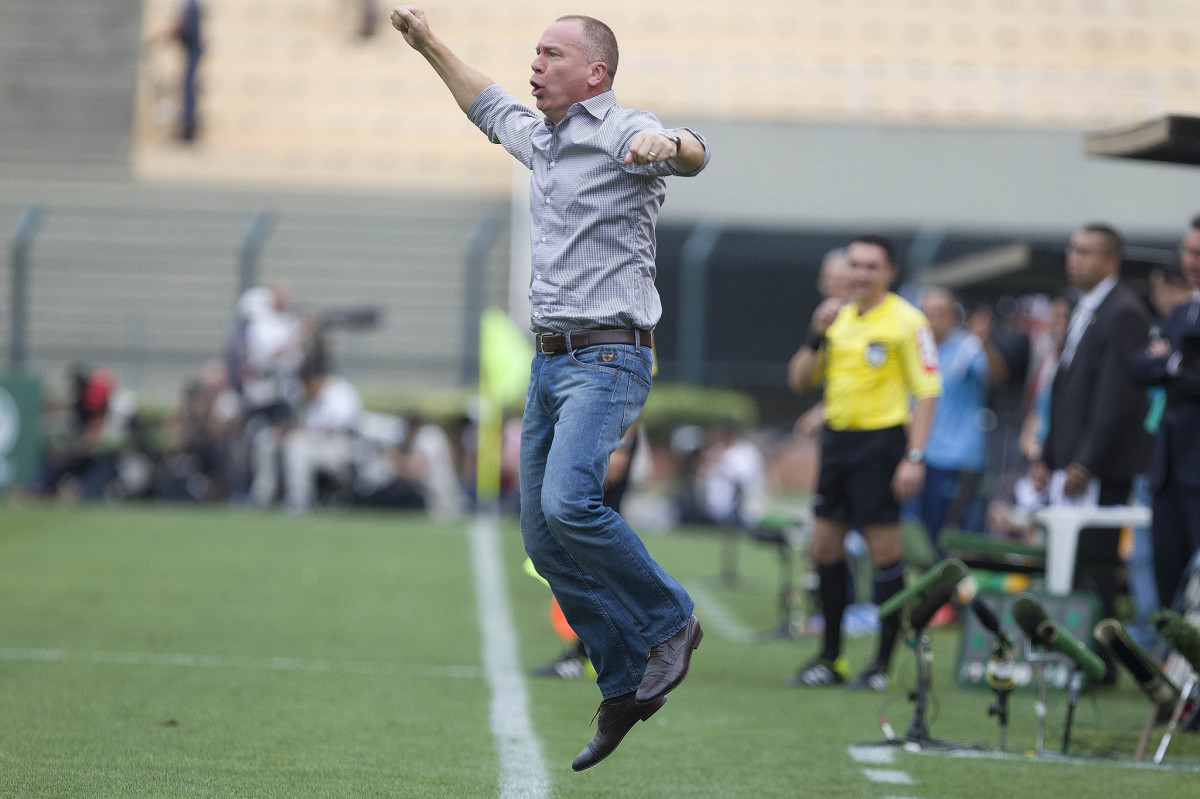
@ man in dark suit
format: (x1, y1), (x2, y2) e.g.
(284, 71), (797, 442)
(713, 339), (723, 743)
(1029, 224), (1152, 661)
(1132, 215), (1200, 608)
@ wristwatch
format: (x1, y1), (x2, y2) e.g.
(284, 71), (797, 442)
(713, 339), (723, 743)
(904, 447), (926, 464)
(668, 132), (683, 156)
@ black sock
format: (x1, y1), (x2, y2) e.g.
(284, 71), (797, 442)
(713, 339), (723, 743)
(874, 560), (907, 670)
(817, 561), (848, 662)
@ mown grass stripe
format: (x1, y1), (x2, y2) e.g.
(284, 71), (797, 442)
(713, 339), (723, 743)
(683, 581), (758, 644)
(0, 647), (483, 678)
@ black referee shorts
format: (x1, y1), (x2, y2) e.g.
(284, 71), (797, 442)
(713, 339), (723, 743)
(813, 425), (906, 528)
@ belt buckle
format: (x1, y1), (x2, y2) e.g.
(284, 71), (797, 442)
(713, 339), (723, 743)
(537, 334), (555, 355)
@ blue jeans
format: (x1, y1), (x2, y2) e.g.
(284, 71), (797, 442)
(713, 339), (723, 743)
(904, 465), (983, 559)
(520, 343), (693, 698)
(1126, 474), (1164, 651)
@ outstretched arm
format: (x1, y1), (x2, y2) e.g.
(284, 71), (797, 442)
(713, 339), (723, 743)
(391, 6), (493, 113)
(625, 129), (707, 172)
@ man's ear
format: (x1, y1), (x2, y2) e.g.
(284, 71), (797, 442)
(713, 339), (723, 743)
(587, 62), (610, 89)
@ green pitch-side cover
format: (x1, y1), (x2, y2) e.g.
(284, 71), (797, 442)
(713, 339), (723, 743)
(0, 373), (41, 490)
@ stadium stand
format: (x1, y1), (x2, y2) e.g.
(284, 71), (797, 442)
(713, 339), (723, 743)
(0, 0), (142, 179)
(0, 180), (510, 400)
(5, 0), (1198, 401)
(129, 0), (1200, 190)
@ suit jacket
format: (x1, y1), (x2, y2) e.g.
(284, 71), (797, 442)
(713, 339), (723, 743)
(1131, 296), (1200, 491)
(1043, 280), (1152, 481)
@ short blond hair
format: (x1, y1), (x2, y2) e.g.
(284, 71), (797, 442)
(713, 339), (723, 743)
(556, 15), (619, 86)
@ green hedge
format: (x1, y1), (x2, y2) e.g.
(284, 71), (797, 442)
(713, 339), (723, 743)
(639, 383), (758, 435)
(360, 382), (758, 434)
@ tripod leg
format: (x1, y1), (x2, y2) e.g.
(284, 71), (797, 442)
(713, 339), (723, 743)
(1154, 678), (1197, 764)
(1135, 706), (1158, 761)
(904, 632), (932, 743)
(1062, 670), (1082, 755)
(1035, 665), (1047, 756)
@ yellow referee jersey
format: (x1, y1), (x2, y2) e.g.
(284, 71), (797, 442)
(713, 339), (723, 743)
(815, 293), (942, 431)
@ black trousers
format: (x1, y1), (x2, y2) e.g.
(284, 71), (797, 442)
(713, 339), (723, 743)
(1073, 479), (1132, 683)
(1072, 481), (1132, 599)
(1152, 476), (1200, 608)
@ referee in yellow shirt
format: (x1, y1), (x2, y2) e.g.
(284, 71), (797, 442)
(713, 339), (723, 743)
(787, 235), (942, 690)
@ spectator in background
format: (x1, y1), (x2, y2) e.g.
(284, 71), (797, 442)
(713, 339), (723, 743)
(355, 0), (379, 39)
(151, 0), (204, 141)
(601, 421), (649, 515)
(242, 284), (305, 415)
(236, 285), (307, 506)
(1018, 295), (1072, 468)
(978, 294), (1041, 511)
(157, 360), (241, 501)
(1132, 215), (1200, 609)
(1149, 261), (1195, 323)
(1030, 225), (1151, 508)
(793, 248), (852, 439)
(699, 425), (766, 529)
(1028, 224), (1151, 679)
(37, 366), (139, 501)
(404, 414), (466, 520)
(279, 357), (363, 512)
(908, 288), (1008, 557)
(991, 294), (1073, 533)
(1125, 256), (1195, 639)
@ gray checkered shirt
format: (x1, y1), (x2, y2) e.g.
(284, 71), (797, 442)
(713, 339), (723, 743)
(468, 85), (710, 334)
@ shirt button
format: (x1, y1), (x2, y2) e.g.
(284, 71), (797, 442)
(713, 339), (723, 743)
(544, 197), (551, 204)
(549, 160), (556, 167)
(533, 311), (541, 318)
(540, 236), (547, 243)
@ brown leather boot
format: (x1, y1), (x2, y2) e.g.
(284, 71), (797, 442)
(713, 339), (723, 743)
(571, 691), (667, 771)
(636, 615), (703, 704)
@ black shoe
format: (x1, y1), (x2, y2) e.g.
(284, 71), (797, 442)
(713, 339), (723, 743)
(635, 615), (703, 704)
(785, 656), (849, 688)
(530, 644), (589, 680)
(848, 661), (890, 692)
(571, 691), (667, 771)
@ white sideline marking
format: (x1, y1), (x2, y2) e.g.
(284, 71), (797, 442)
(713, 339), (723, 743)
(848, 745), (896, 765)
(469, 513), (550, 799)
(914, 746), (1200, 773)
(863, 769), (916, 785)
(683, 582), (757, 644)
(0, 648), (482, 678)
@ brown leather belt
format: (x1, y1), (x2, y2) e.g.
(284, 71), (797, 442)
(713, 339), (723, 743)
(535, 328), (653, 355)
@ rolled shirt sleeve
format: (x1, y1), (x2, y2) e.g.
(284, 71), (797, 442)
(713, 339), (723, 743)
(466, 84), (541, 169)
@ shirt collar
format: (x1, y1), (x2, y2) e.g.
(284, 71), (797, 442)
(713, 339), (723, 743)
(576, 90), (617, 119)
(1078, 274), (1118, 311)
(545, 90), (617, 129)
(852, 292), (893, 318)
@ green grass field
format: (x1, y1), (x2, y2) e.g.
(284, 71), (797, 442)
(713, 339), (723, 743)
(1, 505), (1197, 798)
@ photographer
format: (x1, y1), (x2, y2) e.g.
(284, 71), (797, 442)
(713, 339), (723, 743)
(279, 356), (363, 512)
